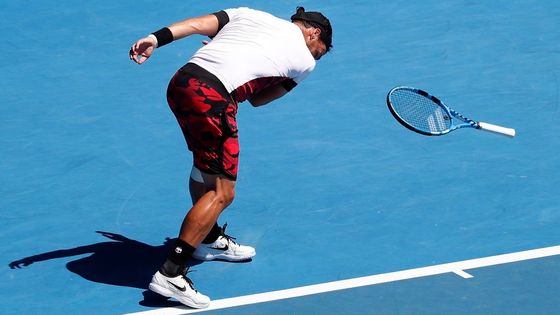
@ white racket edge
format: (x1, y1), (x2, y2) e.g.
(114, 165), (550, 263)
(478, 122), (516, 137)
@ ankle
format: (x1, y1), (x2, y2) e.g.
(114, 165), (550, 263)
(162, 239), (196, 276)
(202, 223), (222, 244)
(159, 259), (185, 277)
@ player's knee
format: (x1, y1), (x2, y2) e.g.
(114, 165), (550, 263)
(215, 179), (235, 208)
(219, 185), (235, 207)
(214, 191), (234, 209)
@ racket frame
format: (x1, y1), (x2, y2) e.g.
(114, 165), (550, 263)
(386, 86), (515, 137)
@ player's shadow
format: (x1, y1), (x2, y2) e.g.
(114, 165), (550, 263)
(8, 231), (201, 307)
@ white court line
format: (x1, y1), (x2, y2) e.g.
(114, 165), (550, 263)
(452, 269), (474, 279)
(125, 245), (560, 315)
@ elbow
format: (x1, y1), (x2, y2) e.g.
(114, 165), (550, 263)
(248, 97), (267, 107)
(248, 98), (258, 107)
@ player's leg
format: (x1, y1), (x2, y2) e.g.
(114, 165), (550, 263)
(148, 70), (216, 308)
(188, 165), (222, 247)
(180, 76), (255, 261)
(150, 172), (235, 309)
(179, 173), (235, 245)
(149, 66), (250, 308)
(189, 168), (256, 261)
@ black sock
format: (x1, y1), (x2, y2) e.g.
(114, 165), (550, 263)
(160, 239), (195, 277)
(202, 223), (222, 244)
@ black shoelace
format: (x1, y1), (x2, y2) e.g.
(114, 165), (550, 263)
(182, 267), (197, 292)
(220, 223), (238, 245)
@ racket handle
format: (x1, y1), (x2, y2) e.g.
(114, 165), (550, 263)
(478, 122), (516, 137)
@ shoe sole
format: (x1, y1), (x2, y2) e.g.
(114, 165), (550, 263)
(192, 252), (255, 262)
(148, 282), (209, 309)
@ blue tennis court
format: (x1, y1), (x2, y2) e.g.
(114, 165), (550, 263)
(2, 1), (560, 314)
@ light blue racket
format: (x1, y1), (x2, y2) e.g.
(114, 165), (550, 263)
(387, 86), (516, 137)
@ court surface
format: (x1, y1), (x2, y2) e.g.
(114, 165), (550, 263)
(2, 1), (560, 314)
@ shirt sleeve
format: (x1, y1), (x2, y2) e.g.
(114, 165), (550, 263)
(208, 10), (229, 38)
(212, 11), (229, 33)
(211, 7), (248, 38)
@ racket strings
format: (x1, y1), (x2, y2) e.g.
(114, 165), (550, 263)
(389, 89), (451, 134)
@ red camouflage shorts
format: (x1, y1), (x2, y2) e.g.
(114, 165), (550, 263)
(166, 64), (239, 180)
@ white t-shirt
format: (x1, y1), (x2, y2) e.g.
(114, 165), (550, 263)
(188, 7), (316, 102)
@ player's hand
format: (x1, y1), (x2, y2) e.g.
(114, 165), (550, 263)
(129, 37), (156, 64)
(9, 259), (32, 269)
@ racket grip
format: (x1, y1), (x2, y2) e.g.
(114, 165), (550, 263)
(478, 122), (516, 137)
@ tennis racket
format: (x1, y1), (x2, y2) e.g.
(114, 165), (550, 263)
(386, 86), (516, 137)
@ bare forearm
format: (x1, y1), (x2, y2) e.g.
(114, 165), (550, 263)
(249, 84), (289, 107)
(168, 14), (219, 40)
(130, 14), (219, 64)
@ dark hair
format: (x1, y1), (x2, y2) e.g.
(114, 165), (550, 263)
(290, 7), (333, 52)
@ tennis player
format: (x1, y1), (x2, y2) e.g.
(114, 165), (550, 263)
(129, 7), (332, 308)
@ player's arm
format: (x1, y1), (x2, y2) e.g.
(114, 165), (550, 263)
(248, 85), (288, 107)
(130, 12), (227, 64)
(248, 79), (298, 107)
(167, 14), (221, 40)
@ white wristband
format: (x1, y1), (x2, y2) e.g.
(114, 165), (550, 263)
(147, 34), (159, 48)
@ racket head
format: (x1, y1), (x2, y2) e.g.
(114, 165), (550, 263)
(386, 86), (453, 136)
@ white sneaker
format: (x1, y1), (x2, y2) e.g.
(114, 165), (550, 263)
(192, 224), (256, 262)
(148, 270), (210, 309)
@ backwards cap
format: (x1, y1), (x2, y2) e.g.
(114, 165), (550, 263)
(290, 7), (333, 51)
